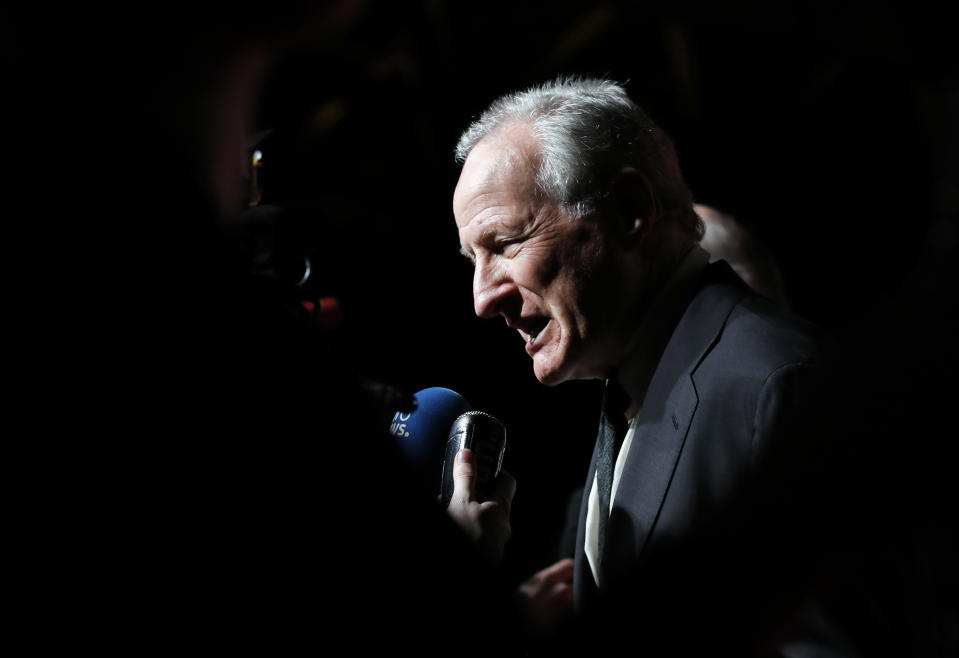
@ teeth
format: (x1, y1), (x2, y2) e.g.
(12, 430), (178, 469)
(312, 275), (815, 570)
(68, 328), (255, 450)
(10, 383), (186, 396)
(519, 320), (547, 346)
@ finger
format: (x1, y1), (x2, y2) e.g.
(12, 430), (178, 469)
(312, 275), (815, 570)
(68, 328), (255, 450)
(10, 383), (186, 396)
(539, 558), (575, 583)
(549, 581), (574, 602)
(546, 581), (575, 614)
(451, 448), (475, 502)
(482, 471), (516, 513)
(490, 469), (517, 504)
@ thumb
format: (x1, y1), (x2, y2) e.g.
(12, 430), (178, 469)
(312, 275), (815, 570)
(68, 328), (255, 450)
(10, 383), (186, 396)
(452, 448), (476, 503)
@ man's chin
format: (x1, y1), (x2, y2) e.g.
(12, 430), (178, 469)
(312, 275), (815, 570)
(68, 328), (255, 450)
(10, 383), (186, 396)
(532, 354), (573, 387)
(533, 346), (611, 386)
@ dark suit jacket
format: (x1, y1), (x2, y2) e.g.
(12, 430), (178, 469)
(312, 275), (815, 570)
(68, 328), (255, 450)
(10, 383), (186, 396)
(572, 261), (828, 636)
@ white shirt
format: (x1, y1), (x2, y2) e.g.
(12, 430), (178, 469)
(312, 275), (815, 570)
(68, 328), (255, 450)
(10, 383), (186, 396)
(584, 408), (639, 585)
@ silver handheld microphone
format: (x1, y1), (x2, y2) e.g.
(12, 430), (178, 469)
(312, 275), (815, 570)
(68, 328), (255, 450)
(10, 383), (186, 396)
(440, 411), (507, 507)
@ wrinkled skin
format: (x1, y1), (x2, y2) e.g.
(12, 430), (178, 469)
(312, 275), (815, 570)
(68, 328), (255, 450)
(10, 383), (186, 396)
(453, 123), (651, 386)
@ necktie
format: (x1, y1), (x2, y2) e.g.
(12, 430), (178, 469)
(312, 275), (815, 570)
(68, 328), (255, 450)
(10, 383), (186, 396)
(596, 378), (630, 568)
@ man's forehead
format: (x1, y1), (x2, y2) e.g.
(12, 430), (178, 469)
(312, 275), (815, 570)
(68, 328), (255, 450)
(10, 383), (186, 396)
(453, 123), (541, 223)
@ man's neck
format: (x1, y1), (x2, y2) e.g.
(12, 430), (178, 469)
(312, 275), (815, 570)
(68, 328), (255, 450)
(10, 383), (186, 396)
(615, 243), (711, 408)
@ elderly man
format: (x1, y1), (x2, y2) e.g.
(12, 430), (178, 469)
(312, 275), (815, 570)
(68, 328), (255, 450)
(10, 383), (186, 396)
(452, 77), (834, 651)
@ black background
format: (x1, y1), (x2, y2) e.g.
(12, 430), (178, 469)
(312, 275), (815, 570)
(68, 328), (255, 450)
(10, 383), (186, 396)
(6, 0), (956, 607)
(245, 0), (957, 586)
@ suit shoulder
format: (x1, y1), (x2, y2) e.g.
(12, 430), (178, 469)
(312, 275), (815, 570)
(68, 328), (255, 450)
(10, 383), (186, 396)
(715, 293), (826, 372)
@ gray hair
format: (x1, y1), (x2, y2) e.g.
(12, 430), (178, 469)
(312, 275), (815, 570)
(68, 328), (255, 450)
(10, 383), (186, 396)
(455, 76), (702, 237)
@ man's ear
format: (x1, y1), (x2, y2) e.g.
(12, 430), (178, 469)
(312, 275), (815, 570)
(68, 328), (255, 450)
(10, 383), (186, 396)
(607, 167), (657, 240)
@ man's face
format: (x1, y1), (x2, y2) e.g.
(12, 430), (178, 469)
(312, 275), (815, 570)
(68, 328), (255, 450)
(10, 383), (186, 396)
(453, 127), (629, 386)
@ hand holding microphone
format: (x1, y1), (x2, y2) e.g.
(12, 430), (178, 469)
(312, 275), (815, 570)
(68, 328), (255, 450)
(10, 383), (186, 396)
(445, 445), (516, 562)
(390, 387), (516, 561)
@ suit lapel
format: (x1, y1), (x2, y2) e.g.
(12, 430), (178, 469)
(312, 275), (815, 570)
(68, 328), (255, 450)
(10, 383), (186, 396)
(603, 261), (749, 583)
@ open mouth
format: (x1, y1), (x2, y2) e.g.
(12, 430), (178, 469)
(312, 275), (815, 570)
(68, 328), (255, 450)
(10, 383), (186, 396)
(521, 318), (550, 347)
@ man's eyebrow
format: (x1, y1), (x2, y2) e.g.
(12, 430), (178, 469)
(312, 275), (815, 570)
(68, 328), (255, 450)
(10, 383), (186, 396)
(458, 224), (507, 263)
(458, 225), (496, 264)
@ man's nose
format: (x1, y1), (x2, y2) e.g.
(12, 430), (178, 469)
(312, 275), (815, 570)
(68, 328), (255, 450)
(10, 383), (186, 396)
(472, 258), (515, 319)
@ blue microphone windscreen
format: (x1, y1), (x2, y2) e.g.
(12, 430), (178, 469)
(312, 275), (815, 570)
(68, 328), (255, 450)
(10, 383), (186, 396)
(390, 387), (472, 469)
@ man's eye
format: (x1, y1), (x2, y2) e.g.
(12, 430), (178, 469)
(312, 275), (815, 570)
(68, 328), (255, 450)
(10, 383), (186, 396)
(494, 239), (522, 255)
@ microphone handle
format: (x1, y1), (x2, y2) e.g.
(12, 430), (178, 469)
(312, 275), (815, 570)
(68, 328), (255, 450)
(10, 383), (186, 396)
(440, 411), (507, 507)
